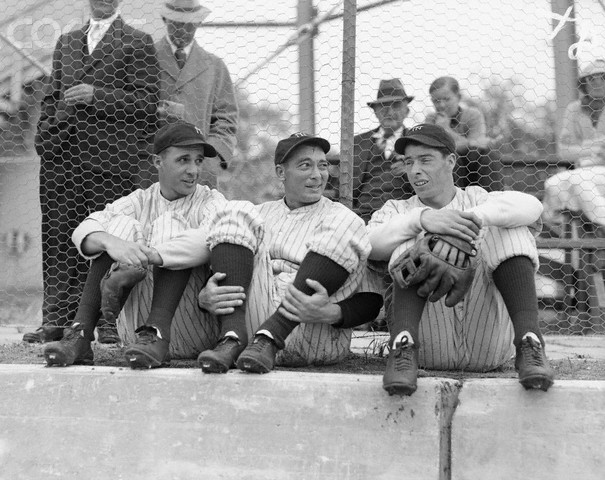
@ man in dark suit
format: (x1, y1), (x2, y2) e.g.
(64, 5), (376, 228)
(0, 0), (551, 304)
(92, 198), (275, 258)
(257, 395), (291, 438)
(353, 78), (415, 224)
(155, 0), (238, 189)
(24, 0), (160, 343)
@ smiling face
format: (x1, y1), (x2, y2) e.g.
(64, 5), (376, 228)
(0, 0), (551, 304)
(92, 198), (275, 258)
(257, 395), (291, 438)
(155, 146), (205, 201)
(430, 85), (460, 118)
(277, 143), (329, 209)
(89, 0), (121, 20)
(403, 143), (456, 208)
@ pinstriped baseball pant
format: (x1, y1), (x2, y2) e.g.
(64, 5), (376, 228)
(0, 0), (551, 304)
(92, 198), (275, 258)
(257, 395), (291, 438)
(388, 225), (540, 371)
(207, 201), (374, 366)
(102, 213), (221, 359)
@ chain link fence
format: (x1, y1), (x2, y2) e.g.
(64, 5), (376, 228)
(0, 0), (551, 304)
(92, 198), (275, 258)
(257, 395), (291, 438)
(1, 0), (605, 336)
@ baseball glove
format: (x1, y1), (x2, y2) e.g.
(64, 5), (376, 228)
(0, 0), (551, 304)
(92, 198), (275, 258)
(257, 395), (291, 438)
(389, 233), (477, 307)
(100, 262), (147, 323)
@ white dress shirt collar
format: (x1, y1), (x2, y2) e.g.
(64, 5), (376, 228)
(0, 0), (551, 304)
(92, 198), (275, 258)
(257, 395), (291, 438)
(87, 12), (119, 53)
(166, 36), (195, 57)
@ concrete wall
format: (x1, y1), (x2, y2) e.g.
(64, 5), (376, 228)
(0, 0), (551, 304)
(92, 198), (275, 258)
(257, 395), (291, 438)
(1, 365), (604, 480)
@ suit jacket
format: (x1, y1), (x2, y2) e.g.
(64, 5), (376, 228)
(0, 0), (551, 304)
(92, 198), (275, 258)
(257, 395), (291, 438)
(155, 38), (238, 166)
(36, 16), (160, 187)
(352, 127), (414, 222)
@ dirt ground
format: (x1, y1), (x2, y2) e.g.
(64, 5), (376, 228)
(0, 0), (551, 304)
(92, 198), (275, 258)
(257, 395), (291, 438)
(2, 340), (604, 381)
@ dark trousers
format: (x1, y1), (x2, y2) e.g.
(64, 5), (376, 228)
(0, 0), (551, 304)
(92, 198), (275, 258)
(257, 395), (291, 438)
(39, 146), (137, 327)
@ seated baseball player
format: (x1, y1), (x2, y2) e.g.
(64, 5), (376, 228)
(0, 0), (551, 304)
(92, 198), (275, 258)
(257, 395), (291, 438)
(43, 121), (230, 368)
(196, 132), (383, 373)
(367, 124), (555, 395)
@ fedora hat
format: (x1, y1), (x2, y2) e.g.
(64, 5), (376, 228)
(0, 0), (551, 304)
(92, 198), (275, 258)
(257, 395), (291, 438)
(367, 78), (414, 107)
(579, 59), (605, 80)
(161, 0), (211, 25)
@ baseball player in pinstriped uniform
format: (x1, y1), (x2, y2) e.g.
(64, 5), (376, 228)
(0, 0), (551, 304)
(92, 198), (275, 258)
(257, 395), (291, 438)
(43, 122), (230, 367)
(197, 133), (383, 373)
(367, 124), (554, 395)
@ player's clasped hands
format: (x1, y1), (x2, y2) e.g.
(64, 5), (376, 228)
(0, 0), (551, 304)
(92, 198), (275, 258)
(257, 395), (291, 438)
(63, 84), (95, 105)
(419, 209), (482, 243)
(104, 237), (161, 268)
(197, 272), (246, 315)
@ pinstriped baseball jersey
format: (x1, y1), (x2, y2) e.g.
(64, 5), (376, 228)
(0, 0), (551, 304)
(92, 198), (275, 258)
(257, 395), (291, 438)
(207, 196), (373, 365)
(368, 186), (543, 371)
(72, 183), (227, 359)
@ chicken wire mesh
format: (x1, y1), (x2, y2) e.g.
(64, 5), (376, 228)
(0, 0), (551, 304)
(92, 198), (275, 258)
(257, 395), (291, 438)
(0, 0), (605, 336)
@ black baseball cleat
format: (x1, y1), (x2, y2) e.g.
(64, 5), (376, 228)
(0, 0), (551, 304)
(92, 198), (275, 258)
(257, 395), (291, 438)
(198, 336), (246, 373)
(515, 332), (555, 392)
(383, 331), (419, 396)
(96, 325), (121, 345)
(23, 325), (64, 344)
(236, 334), (278, 374)
(44, 324), (93, 367)
(123, 326), (170, 369)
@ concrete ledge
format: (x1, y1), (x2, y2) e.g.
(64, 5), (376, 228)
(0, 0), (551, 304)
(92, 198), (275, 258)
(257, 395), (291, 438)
(451, 379), (605, 480)
(0, 365), (459, 480)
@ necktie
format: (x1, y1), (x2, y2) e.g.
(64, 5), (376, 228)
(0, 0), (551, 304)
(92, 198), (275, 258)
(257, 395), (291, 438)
(88, 22), (104, 54)
(175, 48), (187, 70)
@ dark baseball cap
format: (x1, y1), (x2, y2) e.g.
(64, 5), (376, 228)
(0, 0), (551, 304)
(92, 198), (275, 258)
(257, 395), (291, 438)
(395, 124), (456, 155)
(274, 132), (331, 165)
(153, 121), (217, 157)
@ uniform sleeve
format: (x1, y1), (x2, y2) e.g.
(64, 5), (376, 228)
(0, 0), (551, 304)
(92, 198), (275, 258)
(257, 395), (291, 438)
(71, 189), (146, 257)
(467, 189), (543, 229)
(154, 227), (211, 269)
(366, 200), (428, 260)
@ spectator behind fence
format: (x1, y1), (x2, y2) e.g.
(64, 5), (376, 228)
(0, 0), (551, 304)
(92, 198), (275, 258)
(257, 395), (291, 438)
(197, 133), (383, 374)
(156, 0), (238, 190)
(23, 0), (160, 345)
(43, 122), (230, 368)
(367, 123), (554, 396)
(351, 79), (416, 224)
(542, 59), (605, 234)
(425, 76), (502, 191)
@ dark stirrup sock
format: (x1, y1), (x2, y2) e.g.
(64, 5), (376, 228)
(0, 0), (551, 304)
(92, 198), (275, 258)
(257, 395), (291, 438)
(335, 292), (384, 329)
(211, 243), (255, 341)
(492, 256), (543, 346)
(72, 253), (115, 342)
(146, 267), (192, 342)
(390, 284), (427, 344)
(261, 251), (350, 348)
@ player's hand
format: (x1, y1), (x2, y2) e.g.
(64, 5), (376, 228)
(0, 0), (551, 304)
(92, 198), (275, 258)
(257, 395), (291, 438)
(278, 279), (342, 325)
(141, 246), (163, 266)
(197, 272), (246, 315)
(63, 84), (95, 105)
(420, 209), (482, 242)
(102, 236), (154, 267)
